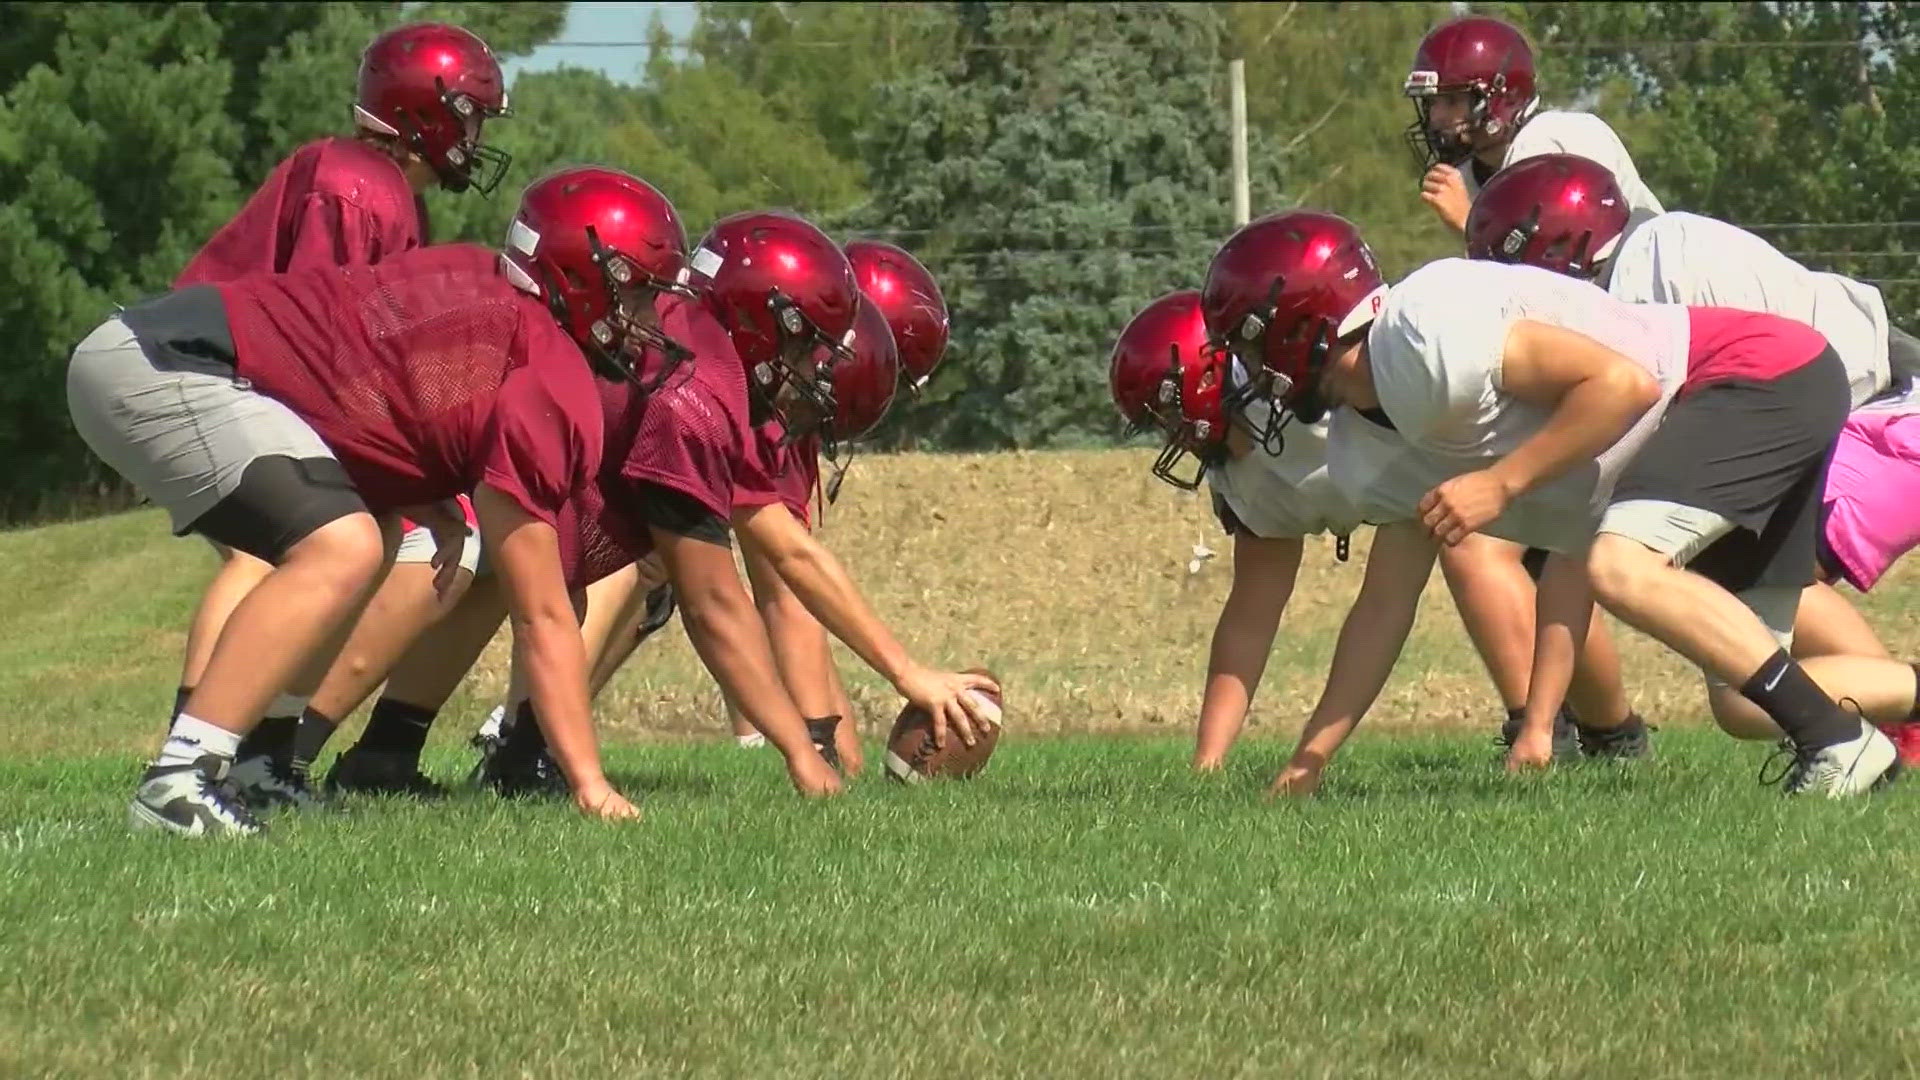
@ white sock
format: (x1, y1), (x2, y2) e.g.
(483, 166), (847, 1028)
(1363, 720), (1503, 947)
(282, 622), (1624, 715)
(736, 732), (767, 749)
(266, 693), (309, 720)
(155, 713), (242, 768)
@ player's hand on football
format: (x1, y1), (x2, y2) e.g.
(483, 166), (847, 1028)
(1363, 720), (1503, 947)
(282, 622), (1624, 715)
(1418, 470), (1512, 546)
(401, 497), (471, 597)
(1420, 163), (1472, 232)
(574, 782), (642, 821)
(897, 665), (1001, 750)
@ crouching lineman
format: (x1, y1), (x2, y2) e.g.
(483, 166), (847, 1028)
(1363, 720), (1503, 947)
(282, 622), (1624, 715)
(168, 21), (509, 803)
(717, 239), (952, 772)
(1199, 210), (1903, 798)
(1107, 284), (1647, 772)
(1463, 154), (1920, 758)
(482, 213), (996, 790)
(67, 166), (693, 834)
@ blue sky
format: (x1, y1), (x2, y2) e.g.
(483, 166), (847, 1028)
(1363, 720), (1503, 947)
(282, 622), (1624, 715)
(501, 1), (698, 86)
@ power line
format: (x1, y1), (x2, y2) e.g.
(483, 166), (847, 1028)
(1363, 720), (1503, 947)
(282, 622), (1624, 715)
(541, 37), (1889, 51)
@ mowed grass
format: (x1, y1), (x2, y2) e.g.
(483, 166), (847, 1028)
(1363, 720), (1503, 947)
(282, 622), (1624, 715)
(5, 448), (1920, 1077)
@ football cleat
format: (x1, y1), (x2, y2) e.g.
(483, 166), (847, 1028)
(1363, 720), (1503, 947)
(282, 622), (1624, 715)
(1498, 707), (1581, 761)
(129, 755), (265, 837)
(1765, 719), (1901, 798)
(325, 748), (448, 800)
(1577, 714), (1652, 760)
(227, 753), (324, 812)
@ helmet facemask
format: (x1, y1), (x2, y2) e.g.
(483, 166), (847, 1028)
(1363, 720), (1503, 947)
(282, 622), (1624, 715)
(751, 290), (856, 450)
(1135, 340), (1282, 492)
(568, 224), (697, 391)
(1402, 75), (1495, 170)
(421, 78), (512, 194)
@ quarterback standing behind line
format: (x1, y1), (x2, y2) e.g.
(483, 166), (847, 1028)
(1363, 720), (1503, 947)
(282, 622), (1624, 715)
(167, 21), (509, 807)
(1199, 210), (1898, 799)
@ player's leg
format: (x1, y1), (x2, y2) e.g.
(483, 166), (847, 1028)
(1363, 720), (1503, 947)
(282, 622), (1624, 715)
(175, 543), (272, 719)
(1793, 581), (1892, 660)
(1438, 536), (1646, 758)
(316, 518), (483, 797)
(1587, 356), (1896, 795)
(67, 315), (386, 835)
(741, 540), (861, 774)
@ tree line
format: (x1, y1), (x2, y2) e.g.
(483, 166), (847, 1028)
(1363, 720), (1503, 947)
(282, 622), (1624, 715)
(3, 1), (1912, 520)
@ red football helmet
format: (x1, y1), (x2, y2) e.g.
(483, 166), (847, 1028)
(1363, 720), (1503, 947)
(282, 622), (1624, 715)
(844, 240), (949, 395)
(692, 211), (861, 433)
(822, 293), (902, 448)
(1200, 211), (1387, 427)
(1403, 15), (1539, 170)
(355, 23), (511, 194)
(1110, 290), (1237, 491)
(1465, 154), (1630, 279)
(500, 167), (695, 384)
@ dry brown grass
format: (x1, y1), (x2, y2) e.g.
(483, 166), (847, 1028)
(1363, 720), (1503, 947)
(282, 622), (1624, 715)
(11, 447), (1920, 758)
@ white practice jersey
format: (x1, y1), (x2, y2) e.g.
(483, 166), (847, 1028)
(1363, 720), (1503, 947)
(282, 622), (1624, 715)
(1606, 211), (1891, 408)
(1354, 259), (1693, 552)
(1465, 110), (1665, 233)
(1204, 401), (1360, 540)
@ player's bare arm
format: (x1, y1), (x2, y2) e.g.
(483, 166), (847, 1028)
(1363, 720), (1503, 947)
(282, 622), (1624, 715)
(1194, 532), (1304, 772)
(650, 521), (844, 798)
(474, 484), (638, 821)
(1419, 320), (1660, 545)
(731, 500), (999, 748)
(1273, 522), (1437, 796)
(1506, 551), (1592, 770)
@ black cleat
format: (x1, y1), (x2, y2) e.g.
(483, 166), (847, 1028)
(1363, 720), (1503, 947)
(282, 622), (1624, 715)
(325, 748), (448, 800)
(1498, 707), (1582, 761)
(478, 747), (568, 800)
(1577, 714), (1652, 760)
(806, 715), (844, 774)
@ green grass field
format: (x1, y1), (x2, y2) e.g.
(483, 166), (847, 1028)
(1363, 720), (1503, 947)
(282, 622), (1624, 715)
(5, 449), (1920, 1077)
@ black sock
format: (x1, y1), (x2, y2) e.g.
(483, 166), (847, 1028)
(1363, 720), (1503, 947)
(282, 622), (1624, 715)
(499, 700), (549, 764)
(236, 713), (299, 763)
(291, 708), (339, 775)
(167, 685), (194, 740)
(1740, 650), (1858, 750)
(356, 697), (438, 757)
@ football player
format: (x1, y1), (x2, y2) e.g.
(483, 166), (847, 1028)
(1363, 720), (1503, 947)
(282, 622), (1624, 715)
(169, 22), (510, 805)
(1465, 154), (1920, 756)
(1200, 210), (1904, 798)
(68, 167), (682, 834)
(1108, 286), (1646, 771)
(716, 239), (951, 773)
(1403, 14), (1662, 236)
(479, 217), (995, 793)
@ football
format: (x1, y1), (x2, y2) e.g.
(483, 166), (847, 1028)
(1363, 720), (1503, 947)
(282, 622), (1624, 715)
(884, 669), (1004, 784)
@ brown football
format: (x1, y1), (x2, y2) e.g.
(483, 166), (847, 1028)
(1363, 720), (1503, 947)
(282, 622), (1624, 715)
(884, 668), (1004, 784)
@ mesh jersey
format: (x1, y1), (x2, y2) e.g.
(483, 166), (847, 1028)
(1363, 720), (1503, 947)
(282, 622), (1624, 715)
(558, 296), (770, 588)
(176, 137), (425, 287)
(739, 419), (820, 527)
(218, 243), (602, 521)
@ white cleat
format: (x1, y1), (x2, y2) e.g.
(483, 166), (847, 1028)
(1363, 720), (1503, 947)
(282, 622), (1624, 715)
(226, 754), (323, 812)
(1777, 721), (1901, 798)
(129, 756), (265, 837)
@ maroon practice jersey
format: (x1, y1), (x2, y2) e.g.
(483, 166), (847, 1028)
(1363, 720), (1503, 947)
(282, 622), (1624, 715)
(217, 243), (601, 522)
(177, 137), (425, 287)
(739, 418), (820, 528)
(559, 295), (774, 588)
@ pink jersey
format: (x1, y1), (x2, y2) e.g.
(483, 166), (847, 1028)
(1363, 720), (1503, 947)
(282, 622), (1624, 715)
(1821, 406), (1920, 592)
(176, 137), (424, 287)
